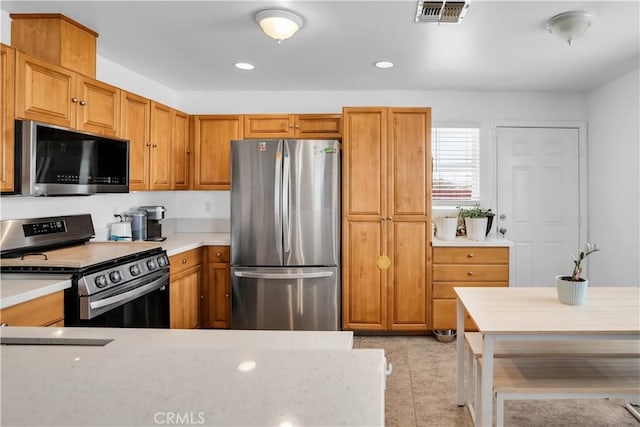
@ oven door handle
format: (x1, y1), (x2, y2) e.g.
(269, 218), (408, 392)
(89, 277), (166, 310)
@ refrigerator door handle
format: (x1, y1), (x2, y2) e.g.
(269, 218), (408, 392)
(274, 141), (283, 260)
(234, 271), (334, 279)
(282, 144), (291, 254)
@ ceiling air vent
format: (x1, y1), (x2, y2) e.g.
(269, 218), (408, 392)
(414, 0), (470, 24)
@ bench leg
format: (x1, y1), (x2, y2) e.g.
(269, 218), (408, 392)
(625, 403), (640, 422)
(496, 392), (504, 427)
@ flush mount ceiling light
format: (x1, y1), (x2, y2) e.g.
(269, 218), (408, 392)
(547, 11), (593, 46)
(234, 62), (255, 70)
(255, 9), (304, 44)
(374, 61), (394, 69)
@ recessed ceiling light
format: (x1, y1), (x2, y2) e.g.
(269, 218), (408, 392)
(234, 62), (255, 70)
(374, 61), (394, 69)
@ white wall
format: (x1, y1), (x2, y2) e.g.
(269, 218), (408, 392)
(586, 68), (640, 285)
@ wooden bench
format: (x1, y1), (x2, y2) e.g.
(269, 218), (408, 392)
(464, 332), (640, 426)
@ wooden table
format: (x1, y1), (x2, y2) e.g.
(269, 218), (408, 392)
(454, 286), (640, 426)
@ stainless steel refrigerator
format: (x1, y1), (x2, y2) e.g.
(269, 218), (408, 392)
(230, 139), (340, 330)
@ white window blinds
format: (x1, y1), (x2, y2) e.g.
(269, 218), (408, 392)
(432, 127), (480, 204)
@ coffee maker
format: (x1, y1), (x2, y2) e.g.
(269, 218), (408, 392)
(139, 206), (167, 242)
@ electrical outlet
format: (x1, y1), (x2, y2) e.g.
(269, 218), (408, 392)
(204, 201), (213, 212)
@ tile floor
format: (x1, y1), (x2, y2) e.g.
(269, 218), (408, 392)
(353, 335), (639, 427)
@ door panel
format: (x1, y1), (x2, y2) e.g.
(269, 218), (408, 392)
(149, 102), (173, 190)
(284, 139), (340, 267)
(389, 109), (431, 216)
(231, 140), (282, 266)
(231, 267), (339, 330)
(389, 221), (429, 330)
(342, 220), (386, 330)
(497, 127), (580, 286)
(343, 108), (386, 216)
(193, 115), (243, 189)
(120, 91), (150, 191)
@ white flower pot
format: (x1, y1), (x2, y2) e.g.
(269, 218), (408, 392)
(556, 275), (588, 305)
(464, 217), (487, 241)
(436, 217), (458, 241)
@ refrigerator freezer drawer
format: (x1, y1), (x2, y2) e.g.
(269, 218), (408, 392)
(231, 267), (340, 331)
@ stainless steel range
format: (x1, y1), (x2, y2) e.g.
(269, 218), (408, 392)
(0, 214), (170, 328)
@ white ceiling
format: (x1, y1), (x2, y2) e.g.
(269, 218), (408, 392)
(2, 1), (639, 92)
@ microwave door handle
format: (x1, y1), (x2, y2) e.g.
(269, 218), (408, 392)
(274, 141), (283, 261)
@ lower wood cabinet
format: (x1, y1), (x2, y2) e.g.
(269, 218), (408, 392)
(169, 248), (203, 329)
(431, 246), (509, 331)
(203, 246), (231, 328)
(0, 291), (64, 326)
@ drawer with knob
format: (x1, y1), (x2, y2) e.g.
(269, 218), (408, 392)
(169, 248), (203, 276)
(208, 246), (230, 263)
(433, 247), (509, 264)
(432, 264), (509, 282)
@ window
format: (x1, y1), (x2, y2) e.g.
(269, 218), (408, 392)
(432, 127), (480, 205)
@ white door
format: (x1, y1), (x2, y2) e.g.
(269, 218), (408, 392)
(496, 127), (581, 286)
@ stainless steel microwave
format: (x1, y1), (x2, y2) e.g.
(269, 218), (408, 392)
(8, 120), (129, 196)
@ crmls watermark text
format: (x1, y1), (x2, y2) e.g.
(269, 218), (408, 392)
(154, 412), (206, 425)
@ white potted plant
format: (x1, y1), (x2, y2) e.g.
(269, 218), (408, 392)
(436, 215), (458, 241)
(556, 242), (599, 305)
(458, 206), (492, 241)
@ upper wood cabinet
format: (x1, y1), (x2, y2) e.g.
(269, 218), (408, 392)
(10, 13), (98, 78)
(342, 106), (432, 332)
(172, 110), (191, 190)
(120, 91), (151, 191)
(149, 101), (173, 191)
(15, 51), (120, 136)
(192, 115), (243, 190)
(243, 114), (342, 139)
(1, 44), (15, 193)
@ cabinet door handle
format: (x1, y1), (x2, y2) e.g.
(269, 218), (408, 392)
(181, 259), (187, 264)
(216, 252), (222, 257)
(71, 97), (79, 103)
(152, 144), (157, 148)
(467, 253), (474, 258)
(186, 150), (191, 154)
(225, 294), (230, 298)
(200, 295), (204, 300)
(79, 100), (87, 106)
(467, 271), (474, 276)
(146, 143), (152, 147)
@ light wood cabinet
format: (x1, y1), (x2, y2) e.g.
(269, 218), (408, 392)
(243, 114), (342, 139)
(15, 51), (120, 136)
(431, 246), (510, 331)
(0, 291), (64, 327)
(121, 92), (188, 191)
(169, 248), (203, 329)
(203, 246), (231, 328)
(172, 110), (191, 190)
(342, 106), (432, 332)
(120, 91), (151, 191)
(10, 13), (97, 78)
(1, 44), (15, 193)
(192, 115), (243, 190)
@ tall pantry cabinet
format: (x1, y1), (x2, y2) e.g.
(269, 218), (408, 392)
(342, 107), (432, 332)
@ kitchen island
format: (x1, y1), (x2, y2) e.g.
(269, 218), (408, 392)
(1, 327), (386, 426)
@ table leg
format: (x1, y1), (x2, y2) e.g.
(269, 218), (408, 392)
(457, 298), (465, 406)
(480, 335), (494, 427)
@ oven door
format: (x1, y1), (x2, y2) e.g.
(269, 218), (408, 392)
(76, 270), (170, 328)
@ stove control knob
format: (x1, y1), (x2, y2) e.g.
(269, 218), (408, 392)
(130, 264), (141, 276)
(157, 256), (167, 267)
(110, 271), (122, 283)
(95, 275), (108, 288)
(147, 259), (158, 270)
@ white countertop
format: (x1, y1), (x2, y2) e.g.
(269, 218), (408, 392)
(0, 274), (72, 309)
(0, 327), (385, 426)
(160, 232), (230, 256)
(432, 236), (513, 247)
